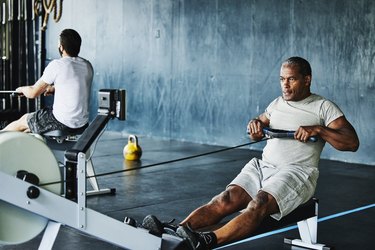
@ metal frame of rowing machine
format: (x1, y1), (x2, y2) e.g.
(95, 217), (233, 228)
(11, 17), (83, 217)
(44, 124), (114, 197)
(0, 166), (166, 249)
(283, 199), (331, 250)
(64, 114), (111, 199)
(0, 89), (185, 249)
(63, 89), (125, 199)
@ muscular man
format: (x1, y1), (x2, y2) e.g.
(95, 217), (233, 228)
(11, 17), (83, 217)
(143, 57), (359, 250)
(1, 29), (93, 134)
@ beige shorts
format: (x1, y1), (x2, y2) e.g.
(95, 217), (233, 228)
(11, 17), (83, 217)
(228, 158), (319, 220)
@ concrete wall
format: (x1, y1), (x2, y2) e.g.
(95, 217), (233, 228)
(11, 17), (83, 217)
(45, 0), (374, 165)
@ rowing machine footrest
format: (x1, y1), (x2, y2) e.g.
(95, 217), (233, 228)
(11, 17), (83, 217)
(284, 238), (333, 250)
(161, 233), (191, 250)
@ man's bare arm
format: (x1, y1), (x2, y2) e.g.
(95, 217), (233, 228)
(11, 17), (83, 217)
(16, 80), (49, 99)
(247, 113), (270, 141)
(295, 116), (359, 151)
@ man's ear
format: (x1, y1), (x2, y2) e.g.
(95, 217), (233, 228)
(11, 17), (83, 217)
(304, 75), (312, 86)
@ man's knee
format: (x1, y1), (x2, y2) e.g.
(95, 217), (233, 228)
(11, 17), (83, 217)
(19, 114), (30, 126)
(8, 114), (30, 132)
(210, 186), (251, 210)
(246, 191), (279, 216)
(214, 190), (231, 206)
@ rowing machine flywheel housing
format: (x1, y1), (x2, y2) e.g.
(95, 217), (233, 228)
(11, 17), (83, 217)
(0, 132), (62, 244)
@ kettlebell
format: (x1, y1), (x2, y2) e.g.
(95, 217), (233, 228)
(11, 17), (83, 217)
(123, 135), (142, 161)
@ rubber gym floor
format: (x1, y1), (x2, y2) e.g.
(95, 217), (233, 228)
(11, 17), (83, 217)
(1, 132), (374, 250)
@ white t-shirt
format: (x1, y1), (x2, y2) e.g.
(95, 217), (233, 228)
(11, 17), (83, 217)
(41, 56), (93, 128)
(262, 94), (343, 169)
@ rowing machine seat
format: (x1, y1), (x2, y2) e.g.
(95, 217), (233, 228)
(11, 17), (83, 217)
(42, 124), (88, 143)
(253, 197), (317, 236)
(252, 197), (332, 249)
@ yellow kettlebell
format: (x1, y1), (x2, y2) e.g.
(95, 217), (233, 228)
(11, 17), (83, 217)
(123, 135), (142, 161)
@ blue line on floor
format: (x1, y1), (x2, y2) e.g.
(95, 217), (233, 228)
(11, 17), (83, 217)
(215, 203), (375, 249)
(317, 203), (375, 222)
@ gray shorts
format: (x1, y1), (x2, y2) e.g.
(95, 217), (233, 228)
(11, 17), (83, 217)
(228, 158), (319, 220)
(27, 107), (70, 134)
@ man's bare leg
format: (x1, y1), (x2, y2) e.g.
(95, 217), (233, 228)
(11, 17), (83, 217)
(1, 114), (30, 132)
(214, 191), (279, 244)
(177, 190), (279, 248)
(140, 186), (251, 238)
(180, 185), (252, 230)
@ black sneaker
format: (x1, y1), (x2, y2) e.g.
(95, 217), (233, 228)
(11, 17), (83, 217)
(176, 225), (217, 250)
(142, 215), (178, 236)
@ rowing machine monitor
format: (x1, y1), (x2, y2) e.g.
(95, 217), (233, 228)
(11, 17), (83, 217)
(98, 89), (126, 120)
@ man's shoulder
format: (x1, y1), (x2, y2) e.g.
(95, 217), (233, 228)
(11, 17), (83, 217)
(46, 57), (72, 69)
(270, 96), (284, 104)
(309, 94), (340, 107)
(302, 94), (330, 106)
(309, 93), (326, 100)
(57, 56), (90, 63)
(74, 57), (93, 68)
(58, 57), (93, 70)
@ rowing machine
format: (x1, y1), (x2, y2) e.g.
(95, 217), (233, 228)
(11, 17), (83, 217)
(44, 89), (127, 196)
(0, 89), (188, 249)
(0, 149), (185, 249)
(63, 89), (126, 199)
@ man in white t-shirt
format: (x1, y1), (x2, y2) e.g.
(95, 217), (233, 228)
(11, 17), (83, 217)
(143, 57), (360, 249)
(1, 29), (93, 134)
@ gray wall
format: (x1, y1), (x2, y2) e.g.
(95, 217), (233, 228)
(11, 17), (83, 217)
(45, 0), (374, 165)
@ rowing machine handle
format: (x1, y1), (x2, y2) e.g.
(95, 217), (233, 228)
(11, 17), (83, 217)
(11, 92), (22, 97)
(0, 91), (22, 96)
(262, 127), (318, 142)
